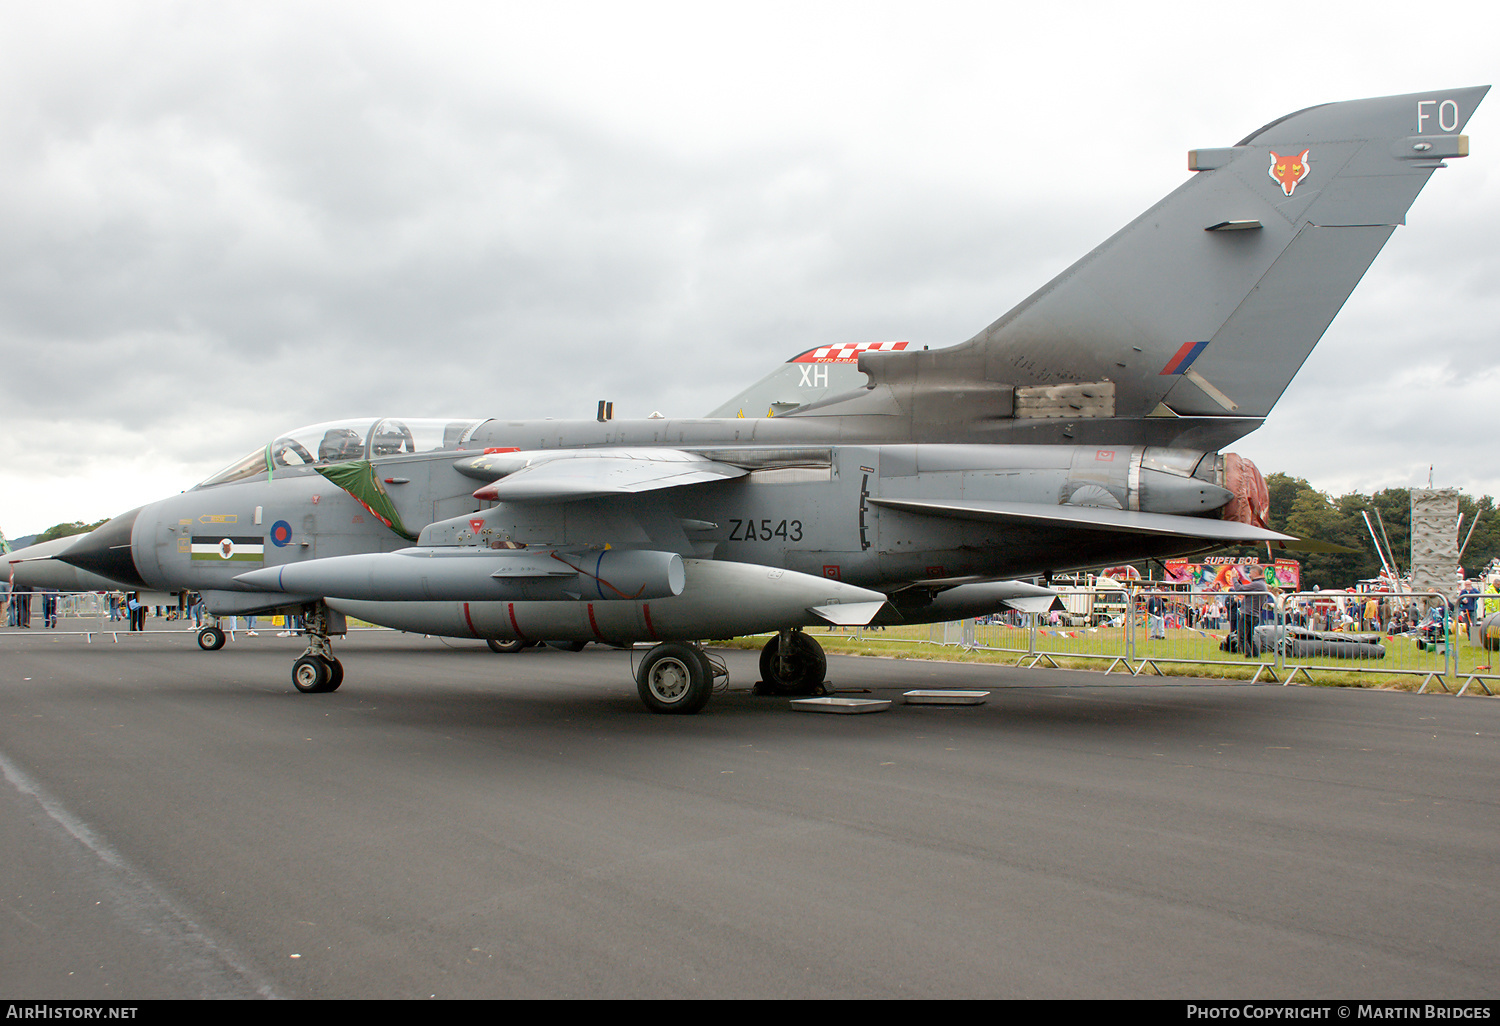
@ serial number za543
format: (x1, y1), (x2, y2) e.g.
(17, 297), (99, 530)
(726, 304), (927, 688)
(729, 519), (803, 542)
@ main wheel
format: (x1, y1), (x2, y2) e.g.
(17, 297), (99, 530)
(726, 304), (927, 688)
(758, 632), (827, 695)
(197, 626), (226, 651)
(487, 638), (526, 653)
(636, 642), (713, 714)
(292, 655), (339, 694)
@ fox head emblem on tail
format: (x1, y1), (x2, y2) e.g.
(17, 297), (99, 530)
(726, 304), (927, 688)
(1267, 149), (1311, 196)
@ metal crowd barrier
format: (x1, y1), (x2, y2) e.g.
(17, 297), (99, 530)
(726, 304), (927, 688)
(1274, 590), (1455, 692)
(1, 589), (186, 639)
(976, 588), (1136, 673)
(0, 590), (344, 642)
(857, 587), (1481, 694)
(1123, 587), (1274, 681)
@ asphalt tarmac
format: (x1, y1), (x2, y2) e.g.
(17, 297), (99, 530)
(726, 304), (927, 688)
(1, 629), (1496, 999)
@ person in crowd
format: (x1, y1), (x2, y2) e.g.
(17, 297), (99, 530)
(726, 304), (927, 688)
(1229, 567), (1270, 658)
(1146, 592), (1166, 639)
(1458, 580), (1479, 632)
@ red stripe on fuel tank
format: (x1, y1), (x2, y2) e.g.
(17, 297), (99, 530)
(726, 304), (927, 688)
(462, 602), (479, 638)
(642, 602), (659, 641)
(587, 602), (605, 641)
(507, 602), (529, 642)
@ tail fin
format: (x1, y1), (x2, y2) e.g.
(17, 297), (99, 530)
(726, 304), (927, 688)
(846, 86), (1488, 447)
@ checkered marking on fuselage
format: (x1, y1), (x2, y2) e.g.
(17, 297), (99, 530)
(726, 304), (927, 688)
(791, 340), (910, 364)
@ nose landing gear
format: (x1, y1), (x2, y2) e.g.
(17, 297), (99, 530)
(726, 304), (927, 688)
(292, 654), (344, 693)
(289, 603), (346, 694)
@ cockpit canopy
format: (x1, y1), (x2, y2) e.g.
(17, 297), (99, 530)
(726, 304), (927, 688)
(198, 418), (483, 488)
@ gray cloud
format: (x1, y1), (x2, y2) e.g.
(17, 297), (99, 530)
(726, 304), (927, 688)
(2, 2), (1497, 534)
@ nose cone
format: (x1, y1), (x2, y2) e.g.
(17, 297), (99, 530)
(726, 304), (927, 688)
(56, 507), (149, 589)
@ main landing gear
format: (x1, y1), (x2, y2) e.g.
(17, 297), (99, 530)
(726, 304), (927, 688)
(290, 603), (343, 694)
(757, 629), (828, 696)
(632, 631), (828, 713)
(635, 642), (726, 714)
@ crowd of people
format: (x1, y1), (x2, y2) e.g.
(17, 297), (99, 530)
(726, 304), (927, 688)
(1046, 564), (1500, 659)
(2, 587), (313, 637)
(2, 587), (209, 631)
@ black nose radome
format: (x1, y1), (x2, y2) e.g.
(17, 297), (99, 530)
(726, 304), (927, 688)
(56, 507), (148, 589)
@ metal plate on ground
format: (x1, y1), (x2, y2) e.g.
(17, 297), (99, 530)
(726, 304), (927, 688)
(790, 697), (892, 714)
(902, 690), (990, 705)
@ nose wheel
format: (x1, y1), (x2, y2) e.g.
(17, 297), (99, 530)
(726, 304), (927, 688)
(289, 603), (345, 694)
(292, 655), (344, 693)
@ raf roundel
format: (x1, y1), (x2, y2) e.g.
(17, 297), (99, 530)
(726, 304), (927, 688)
(270, 520), (293, 547)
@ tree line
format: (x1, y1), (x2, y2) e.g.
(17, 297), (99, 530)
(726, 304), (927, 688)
(1217, 474), (1499, 590)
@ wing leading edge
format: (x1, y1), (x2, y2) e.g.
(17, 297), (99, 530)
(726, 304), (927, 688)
(461, 449), (748, 503)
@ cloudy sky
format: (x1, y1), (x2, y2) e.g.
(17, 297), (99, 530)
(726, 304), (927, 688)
(1, 1), (1497, 537)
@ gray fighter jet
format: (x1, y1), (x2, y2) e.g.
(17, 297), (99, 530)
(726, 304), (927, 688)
(57, 86), (1486, 713)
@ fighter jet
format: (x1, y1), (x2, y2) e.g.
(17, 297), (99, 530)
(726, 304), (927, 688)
(58, 86), (1486, 713)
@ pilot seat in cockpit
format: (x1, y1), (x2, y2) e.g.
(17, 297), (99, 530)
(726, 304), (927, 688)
(318, 428), (364, 463)
(370, 421), (416, 456)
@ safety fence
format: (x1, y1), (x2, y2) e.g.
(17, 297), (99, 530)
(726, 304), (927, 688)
(0, 590), (352, 642)
(837, 588), (1496, 695)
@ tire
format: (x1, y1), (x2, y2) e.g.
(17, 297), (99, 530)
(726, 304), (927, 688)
(758, 632), (827, 696)
(292, 655), (338, 694)
(692, 646), (717, 685)
(636, 643), (713, 714)
(1481, 612), (1500, 652)
(487, 638), (526, 653)
(197, 626), (226, 651)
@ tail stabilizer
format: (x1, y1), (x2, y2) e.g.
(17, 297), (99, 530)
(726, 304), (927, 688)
(809, 87), (1488, 447)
